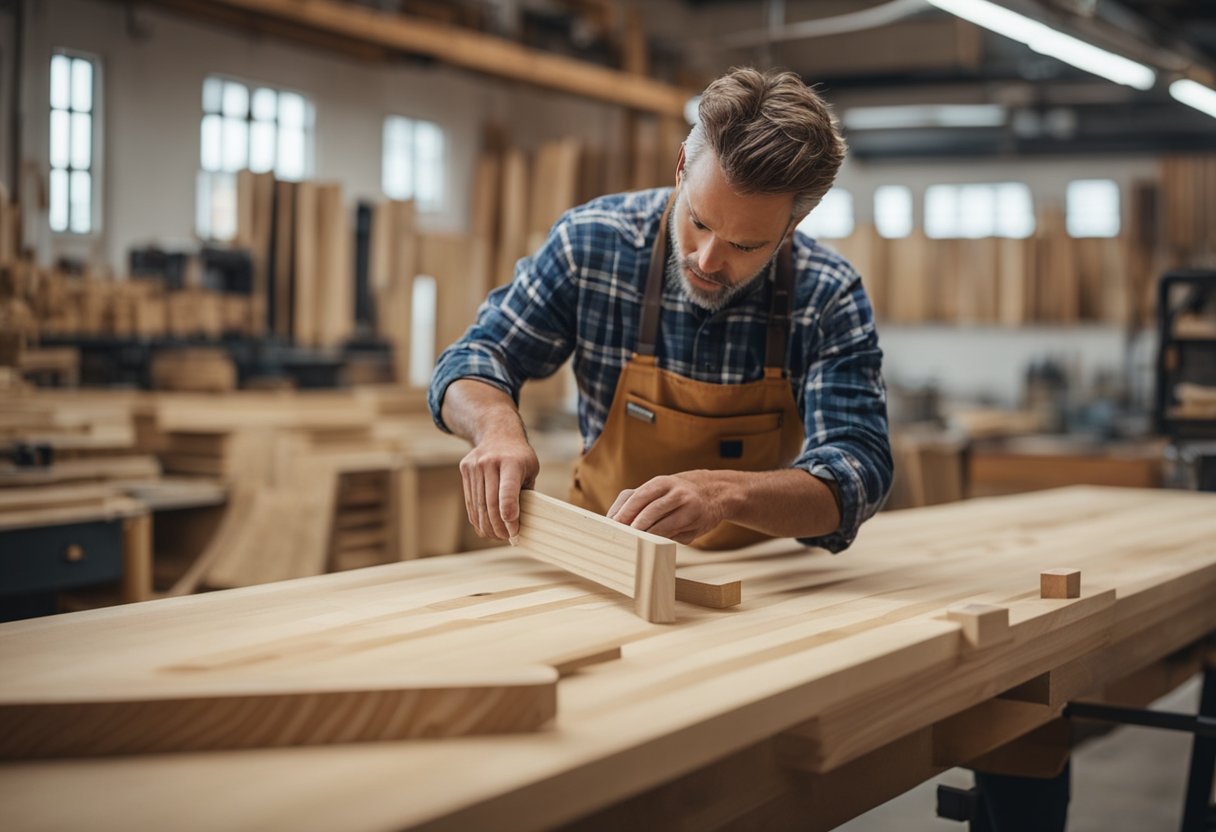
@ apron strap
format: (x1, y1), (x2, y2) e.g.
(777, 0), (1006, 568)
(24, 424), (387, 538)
(764, 238), (794, 372)
(635, 193), (675, 358)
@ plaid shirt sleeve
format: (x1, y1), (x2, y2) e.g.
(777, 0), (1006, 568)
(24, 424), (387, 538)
(428, 212), (581, 432)
(790, 254), (893, 553)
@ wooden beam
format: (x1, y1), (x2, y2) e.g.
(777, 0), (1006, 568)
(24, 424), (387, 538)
(0, 666), (558, 758)
(516, 490), (676, 623)
(138, 0), (691, 117)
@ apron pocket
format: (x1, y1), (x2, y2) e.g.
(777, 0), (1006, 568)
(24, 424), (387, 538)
(623, 393), (785, 474)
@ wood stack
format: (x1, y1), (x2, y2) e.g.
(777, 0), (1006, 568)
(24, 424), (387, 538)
(330, 469), (394, 570)
(368, 199), (418, 385)
(827, 214), (1132, 326)
(236, 173), (354, 348)
(1161, 154), (1216, 269)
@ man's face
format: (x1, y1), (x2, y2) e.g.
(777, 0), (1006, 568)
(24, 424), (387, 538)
(669, 150), (796, 312)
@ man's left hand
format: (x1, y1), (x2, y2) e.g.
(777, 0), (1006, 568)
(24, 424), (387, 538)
(606, 470), (728, 544)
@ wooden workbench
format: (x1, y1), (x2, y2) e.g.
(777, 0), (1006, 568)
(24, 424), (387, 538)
(1, 486), (1214, 830)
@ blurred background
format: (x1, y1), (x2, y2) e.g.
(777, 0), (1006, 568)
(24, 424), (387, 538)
(1, 0), (1215, 602)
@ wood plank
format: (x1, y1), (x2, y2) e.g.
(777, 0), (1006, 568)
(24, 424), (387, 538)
(272, 180), (296, 338)
(516, 490), (676, 623)
(314, 183), (352, 347)
(0, 456), (161, 488)
(292, 181), (319, 347)
(145, 0), (691, 116)
(0, 665), (558, 758)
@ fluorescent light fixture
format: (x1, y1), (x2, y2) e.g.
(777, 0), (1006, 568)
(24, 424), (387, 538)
(926, 0), (1156, 90)
(1170, 78), (1216, 119)
(842, 104), (1006, 130)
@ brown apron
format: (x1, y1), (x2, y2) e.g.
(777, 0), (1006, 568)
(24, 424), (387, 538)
(569, 192), (805, 550)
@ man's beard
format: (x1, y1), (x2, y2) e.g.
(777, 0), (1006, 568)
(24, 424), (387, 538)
(666, 207), (776, 313)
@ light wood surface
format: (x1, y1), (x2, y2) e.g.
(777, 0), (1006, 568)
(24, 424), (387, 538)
(516, 491), (676, 623)
(1, 486), (1213, 831)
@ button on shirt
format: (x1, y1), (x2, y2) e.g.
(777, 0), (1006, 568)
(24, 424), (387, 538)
(429, 187), (893, 553)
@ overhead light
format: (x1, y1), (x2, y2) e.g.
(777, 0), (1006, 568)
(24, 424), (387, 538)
(925, 0), (1156, 90)
(1170, 79), (1216, 119)
(842, 104), (1006, 130)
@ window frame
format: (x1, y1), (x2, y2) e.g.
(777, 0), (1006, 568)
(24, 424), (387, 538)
(48, 49), (103, 238)
(1065, 179), (1121, 239)
(196, 74), (314, 241)
(923, 181), (1035, 240)
(382, 114), (446, 212)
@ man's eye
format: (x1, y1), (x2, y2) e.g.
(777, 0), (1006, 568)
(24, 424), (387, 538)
(735, 244), (760, 253)
(692, 218), (708, 230)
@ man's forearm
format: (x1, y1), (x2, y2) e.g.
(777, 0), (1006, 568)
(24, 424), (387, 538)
(716, 468), (841, 539)
(440, 379), (528, 445)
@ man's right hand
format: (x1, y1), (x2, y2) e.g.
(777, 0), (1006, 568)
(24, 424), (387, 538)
(459, 431), (539, 541)
(441, 379), (541, 542)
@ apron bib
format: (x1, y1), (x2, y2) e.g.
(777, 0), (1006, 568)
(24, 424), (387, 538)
(569, 192), (804, 550)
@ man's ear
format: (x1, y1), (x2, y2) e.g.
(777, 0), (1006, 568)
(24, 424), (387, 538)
(786, 211), (809, 242)
(675, 143), (686, 184)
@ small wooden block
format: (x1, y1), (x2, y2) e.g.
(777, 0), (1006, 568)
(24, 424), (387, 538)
(1040, 568), (1081, 599)
(675, 575), (743, 609)
(946, 603), (1011, 649)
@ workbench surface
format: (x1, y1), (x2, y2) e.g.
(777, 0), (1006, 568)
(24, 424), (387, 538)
(2, 486), (1214, 831)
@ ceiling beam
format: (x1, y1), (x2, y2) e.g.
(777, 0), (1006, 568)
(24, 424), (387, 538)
(136, 0), (692, 117)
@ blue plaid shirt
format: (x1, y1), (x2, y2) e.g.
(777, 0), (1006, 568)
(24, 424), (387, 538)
(429, 188), (892, 552)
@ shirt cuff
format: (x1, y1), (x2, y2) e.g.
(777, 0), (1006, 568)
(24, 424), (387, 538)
(792, 447), (870, 553)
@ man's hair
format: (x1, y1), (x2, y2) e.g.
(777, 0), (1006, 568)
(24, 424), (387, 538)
(684, 67), (846, 219)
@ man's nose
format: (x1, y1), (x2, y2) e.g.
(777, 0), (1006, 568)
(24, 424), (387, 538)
(697, 237), (726, 275)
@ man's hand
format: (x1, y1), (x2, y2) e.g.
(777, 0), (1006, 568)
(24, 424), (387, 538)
(459, 431), (539, 541)
(606, 470), (729, 544)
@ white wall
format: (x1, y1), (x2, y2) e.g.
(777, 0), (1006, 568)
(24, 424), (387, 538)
(21, 0), (625, 271)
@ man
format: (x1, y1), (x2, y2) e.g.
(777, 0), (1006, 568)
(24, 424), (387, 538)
(429, 67), (891, 553)
(428, 68), (1069, 830)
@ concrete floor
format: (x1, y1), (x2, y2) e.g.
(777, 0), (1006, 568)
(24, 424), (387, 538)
(835, 675), (1204, 831)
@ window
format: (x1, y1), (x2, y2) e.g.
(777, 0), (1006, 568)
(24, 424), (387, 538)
(1066, 179), (1120, 238)
(796, 188), (853, 240)
(383, 116), (445, 211)
(49, 53), (97, 234)
(924, 183), (1034, 239)
(197, 76), (313, 239)
(874, 185), (913, 239)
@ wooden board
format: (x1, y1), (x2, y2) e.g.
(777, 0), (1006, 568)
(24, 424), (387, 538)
(293, 181), (319, 346)
(0, 666), (558, 758)
(1, 487), (1213, 831)
(516, 490), (676, 623)
(314, 183), (352, 347)
(272, 180), (297, 338)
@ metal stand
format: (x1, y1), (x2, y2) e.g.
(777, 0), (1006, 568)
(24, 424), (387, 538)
(938, 658), (1215, 831)
(1065, 665), (1216, 832)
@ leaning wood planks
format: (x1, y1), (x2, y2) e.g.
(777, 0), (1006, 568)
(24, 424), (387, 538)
(516, 490), (676, 623)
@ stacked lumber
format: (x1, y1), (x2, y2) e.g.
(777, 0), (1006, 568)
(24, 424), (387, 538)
(1161, 154), (1216, 270)
(0, 391), (141, 461)
(368, 199), (418, 384)
(149, 348), (236, 393)
(826, 216), (1132, 326)
(330, 469), (394, 570)
(237, 173), (355, 348)
(0, 184), (21, 266)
